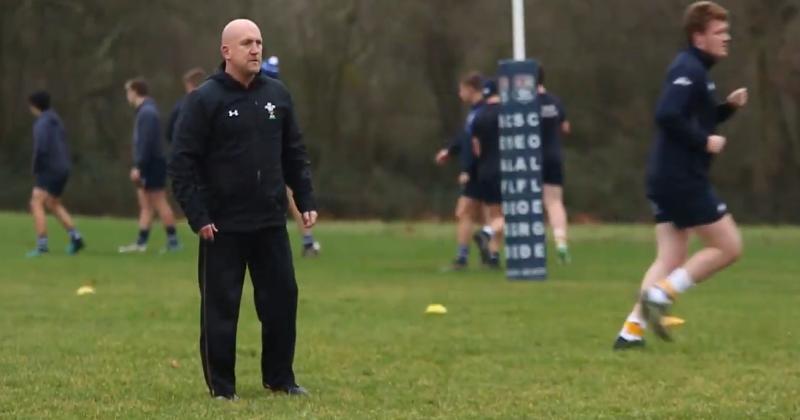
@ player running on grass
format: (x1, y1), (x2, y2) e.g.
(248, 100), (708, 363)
(614, 1), (747, 349)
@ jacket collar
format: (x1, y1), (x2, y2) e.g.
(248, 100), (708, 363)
(212, 61), (267, 91)
(688, 45), (716, 69)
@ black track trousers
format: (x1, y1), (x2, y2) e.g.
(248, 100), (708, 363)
(197, 226), (298, 397)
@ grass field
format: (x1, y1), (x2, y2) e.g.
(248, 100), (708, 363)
(1, 212), (799, 419)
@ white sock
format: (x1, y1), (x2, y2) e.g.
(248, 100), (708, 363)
(666, 268), (694, 294)
(647, 268), (693, 304)
(482, 226), (494, 237)
(553, 228), (567, 248)
(646, 287), (672, 304)
(619, 313), (646, 341)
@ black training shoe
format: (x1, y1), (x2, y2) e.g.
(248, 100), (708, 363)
(67, 238), (85, 255)
(473, 231), (491, 265)
(613, 336), (646, 350)
(486, 255), (501, 269)
(268, 384), (309, 396)
(451, 257), (468, 270)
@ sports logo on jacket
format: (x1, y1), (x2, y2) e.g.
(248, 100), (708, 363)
(541, 104), (559, 119)
(265, 102), (277, 119)
(672, 77), (693, 86)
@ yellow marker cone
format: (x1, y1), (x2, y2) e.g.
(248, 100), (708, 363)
(425, 304), (447, 315)
(76, 285), (96, 296)
(661, 316), (685, 328)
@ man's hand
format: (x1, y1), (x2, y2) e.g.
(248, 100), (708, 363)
(129, 167), (141, 183)
(706, 135), (727, 154)
(435, 149), (449, 166)
(458, 172), (470, 186)
(302, 211), (318, 229)
(561, 121), (572, 136)
(726, 88), (748, 108)
(199, 223), (218, 241)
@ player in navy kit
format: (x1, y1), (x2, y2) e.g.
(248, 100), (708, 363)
(614, 1), (748, 349)
(470, 80), (503, 268)
(435, 72), (486, 269)
(536, 67), (572, 264)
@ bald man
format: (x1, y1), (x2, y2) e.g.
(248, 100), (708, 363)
(170, 19), (317, 400)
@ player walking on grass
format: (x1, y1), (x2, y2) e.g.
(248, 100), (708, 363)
(119, 79), (182, 254)
(435, 72), (486, 269)
(26, 91), (85, 257)
(170, 19), (316, 400)
(536, 68), (573, 264)
(470, 80), (504, 268)
(614, 1), (748, 349)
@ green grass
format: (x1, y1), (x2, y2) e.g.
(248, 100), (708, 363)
(1, 212), (799, 419)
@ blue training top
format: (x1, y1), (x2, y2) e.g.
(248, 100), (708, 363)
(133, 98), (165, 169)
(32, 109), (70, 176)
(647, 46), (736, 195)
(537, 92), (567, 161)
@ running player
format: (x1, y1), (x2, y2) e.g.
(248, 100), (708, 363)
(614, 1), (747, 349)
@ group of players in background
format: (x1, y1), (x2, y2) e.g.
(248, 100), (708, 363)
(436, 67), (571, 270)
(435, 1), (749, 349)
(25, 1), (748, 350)
(24, 56), (320, 258)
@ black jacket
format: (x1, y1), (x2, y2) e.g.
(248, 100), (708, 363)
(647, 46), (736, 195)
(169, 66), (316, 233)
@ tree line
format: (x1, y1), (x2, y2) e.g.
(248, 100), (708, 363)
(1, 0), (798, 222)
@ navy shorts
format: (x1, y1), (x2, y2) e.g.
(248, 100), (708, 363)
(478, 174), (502, 205)
(35, 172), (69, 197)
(648, 187), (728, 229)
(543, 158), (564, 186)
(461, 170), (481, 200)
(141, 159), (167, 191)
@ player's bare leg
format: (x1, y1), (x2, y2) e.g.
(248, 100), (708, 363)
(615, 223), (688, 349)
(453, 196), (480, 268)
(27, 188), (50, 256)
(45, 195), (85, 255)
(45, 196), (75, 231)
(544, 184), (570, 263)
(480, 204), (504, 268)
(287, 187), (319, 257)
(119, 188), (153, 253)
(641, 215), (742, 341)
(148, 190), (181, 252)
